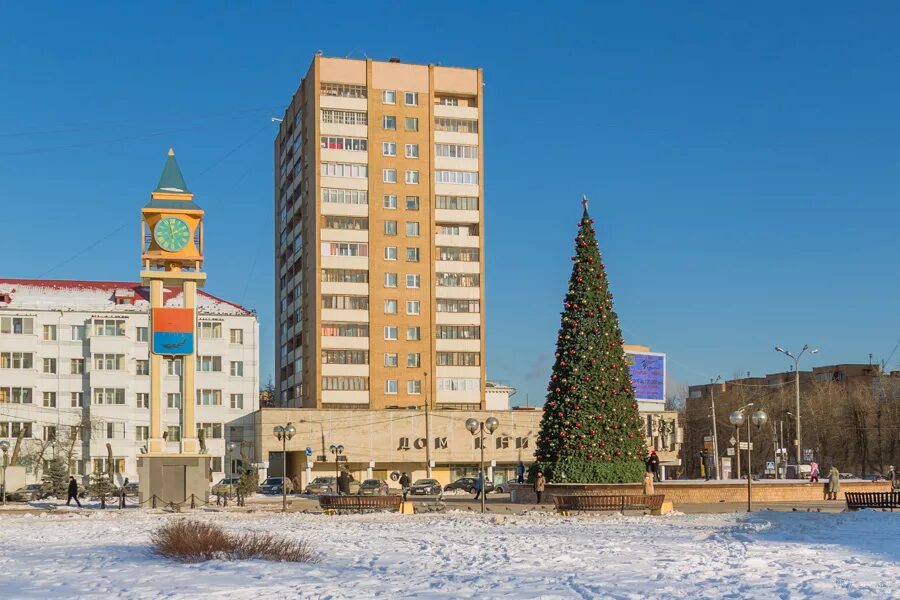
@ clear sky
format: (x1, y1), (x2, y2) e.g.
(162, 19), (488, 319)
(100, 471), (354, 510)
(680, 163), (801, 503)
(2, 2), (899, 405)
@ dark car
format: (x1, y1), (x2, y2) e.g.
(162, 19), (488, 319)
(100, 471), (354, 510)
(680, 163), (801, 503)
(358, 479), (390, 496)
(259, 477), (292, 495)
(445, 477), (495, 494)
(8, 484), (47, 502)
(408, 479), (442, 496)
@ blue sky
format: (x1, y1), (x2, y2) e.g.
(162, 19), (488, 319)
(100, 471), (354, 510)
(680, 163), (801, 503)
(2, 2), (900, 404)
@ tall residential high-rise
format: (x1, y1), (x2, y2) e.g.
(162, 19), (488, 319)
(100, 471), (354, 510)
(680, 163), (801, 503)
(275, 55), (485, 410)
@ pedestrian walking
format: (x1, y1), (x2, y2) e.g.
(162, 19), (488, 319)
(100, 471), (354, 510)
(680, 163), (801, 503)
(534, 471), (545, 504)
(826, 466), (841, 500)
(646, 449), (661, 482)
(888, 465), (898, 490)
(473, 471), (484, 500)
(337, 470), (350, 495)
(698, 449), (708, 480)
(516, 461), (526, 484)
(809, 462), (819, 483)
(399, 472), (411, 500)
(66, 476), (82, 508)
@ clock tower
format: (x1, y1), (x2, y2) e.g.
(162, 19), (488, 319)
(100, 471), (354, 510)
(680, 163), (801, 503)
(140, 149), (206, 456)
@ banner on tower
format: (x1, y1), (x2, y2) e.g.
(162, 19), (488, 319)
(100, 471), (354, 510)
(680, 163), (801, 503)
(151, 308), (194, 356)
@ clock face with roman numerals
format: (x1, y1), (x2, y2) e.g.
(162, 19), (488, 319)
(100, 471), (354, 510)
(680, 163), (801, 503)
(153, 217), (191, 252)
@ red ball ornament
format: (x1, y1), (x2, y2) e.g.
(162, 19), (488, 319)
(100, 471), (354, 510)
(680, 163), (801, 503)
(554, 388), (560, 393)
(587, 453), (593, 460)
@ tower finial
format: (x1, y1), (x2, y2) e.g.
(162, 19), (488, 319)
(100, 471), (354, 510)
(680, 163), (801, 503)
(581, 195), (589, 217)
(168, 148), (175, 156)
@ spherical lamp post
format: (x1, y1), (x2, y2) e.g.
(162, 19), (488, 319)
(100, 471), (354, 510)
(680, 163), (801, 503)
(273, 423), (296, 512)
(465, 416), (499, 514)
(0, 440), (10, 507)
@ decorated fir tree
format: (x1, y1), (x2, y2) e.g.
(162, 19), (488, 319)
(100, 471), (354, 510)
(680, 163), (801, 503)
(533, 199), (647, 483)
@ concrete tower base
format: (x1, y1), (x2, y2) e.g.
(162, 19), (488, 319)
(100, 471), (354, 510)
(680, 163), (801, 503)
(137, 454), (211, 506)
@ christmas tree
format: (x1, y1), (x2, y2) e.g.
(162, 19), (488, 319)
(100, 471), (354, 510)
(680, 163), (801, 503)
(532, 199), (647, 483)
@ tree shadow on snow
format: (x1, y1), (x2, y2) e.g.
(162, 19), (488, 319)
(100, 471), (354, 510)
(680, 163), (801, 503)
(742, 510), (900, 562)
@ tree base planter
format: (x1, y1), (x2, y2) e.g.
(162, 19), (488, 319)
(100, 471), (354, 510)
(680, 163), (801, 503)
(553, 493), (665, 515)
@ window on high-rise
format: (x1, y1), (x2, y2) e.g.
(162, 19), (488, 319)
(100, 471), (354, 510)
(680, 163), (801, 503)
(405, 144), (419, 158)
(384, 326), (398, 341)
(405, 196), (419, 210)
(407, 353), (421, 368)
(407, 380), (422, 395)
(406, 327), (421, 341)
(405, 170), (419, 184)
(321, 109), (367, 125)
(385, 379), (398, 394)
(383, 115), (397, 130)
(406, 300), (420, 315)
(435, 170), (479, 185)
(435, 143), (478, 159)
(384, 246), (398, 261)
(384, 273), (398, 288)
(405, 117), (419, 132)
(384, 299), (398, 314)
(384, 353), (398, 368)
(404, 92), (418, 106)
(405, 222), (420, 236)
(406, 274), (420, 289)
(383, 90), (396, 104)
(384, 220), (398, 235)
(383, 142), (397, 156)
(383, 194), (398, 209)
(434, 118), (478, 133)
(383, 169), (397, 183)
(406, 248), (420, 262)
(436, 196), (479, 210)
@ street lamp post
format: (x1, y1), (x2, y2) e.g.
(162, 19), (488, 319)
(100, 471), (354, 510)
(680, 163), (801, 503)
(710, 376), (722, 480)
(0, 440), (9, 507)
(273, 423), (296, 512)
(329, 444), (344, 493)
(465, 417), (499, 514)
(775, 344), (817, 478)
(226, 441), (237, 507)
(730, 407), (768, 512)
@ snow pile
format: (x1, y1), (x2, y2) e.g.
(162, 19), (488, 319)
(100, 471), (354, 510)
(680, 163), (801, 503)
(0, 510), (897, 598)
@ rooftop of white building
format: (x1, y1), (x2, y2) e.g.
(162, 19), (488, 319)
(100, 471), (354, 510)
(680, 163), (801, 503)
(0, 279), (253, 316)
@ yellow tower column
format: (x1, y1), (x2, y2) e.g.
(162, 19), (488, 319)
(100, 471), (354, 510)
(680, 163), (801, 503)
(148, 279), (165, 453)
(181, 279), (199, 454)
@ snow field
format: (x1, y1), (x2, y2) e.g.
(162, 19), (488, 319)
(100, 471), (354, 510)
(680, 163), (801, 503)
(0, 509), (897, 599)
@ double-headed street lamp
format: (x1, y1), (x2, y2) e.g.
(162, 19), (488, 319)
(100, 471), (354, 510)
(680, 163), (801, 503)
(465, 417), (499, 514)
(273, 423), (296, 512)
(775, 344), (817, 478)
(730, 407), (768, 512)
(329, 444), (344, 492)
(0, 440), (9, 507)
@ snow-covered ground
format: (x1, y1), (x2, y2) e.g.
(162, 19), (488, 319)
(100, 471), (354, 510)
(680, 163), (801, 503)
(0, 508), (897, 599)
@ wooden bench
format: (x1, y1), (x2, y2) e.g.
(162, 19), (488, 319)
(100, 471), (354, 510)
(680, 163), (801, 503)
(845, 491), (900, 512)
(553, 494), (666, 514)
(318, 494), (402, 514)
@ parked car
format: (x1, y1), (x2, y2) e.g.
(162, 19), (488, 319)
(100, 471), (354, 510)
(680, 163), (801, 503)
(8, 484), (47, 502)
(258, 477), (292, 495)
(864, 474), (887, 482)
(407, 479), (442, 496)
(357, 479), (390, 496)
(305, 477), (337, 495)
(839, 472), (857, 480)
(120, 482), (140, 496)
(211, 477), (241, 496)
(444, 477), (495, 494)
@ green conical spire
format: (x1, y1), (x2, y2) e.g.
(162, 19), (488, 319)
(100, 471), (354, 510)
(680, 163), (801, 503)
(154, 148), (190, 194)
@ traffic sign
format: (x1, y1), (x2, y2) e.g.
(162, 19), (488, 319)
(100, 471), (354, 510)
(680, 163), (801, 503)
(738, 442), (754, 450)
(305, 447), (312, 457)
(729, 436), (737, 446)
(726, 448), (735, 456)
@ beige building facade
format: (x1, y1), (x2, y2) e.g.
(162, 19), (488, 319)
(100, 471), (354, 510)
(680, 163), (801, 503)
(275, 56), (486, 411)
(254, 406), (682, 488)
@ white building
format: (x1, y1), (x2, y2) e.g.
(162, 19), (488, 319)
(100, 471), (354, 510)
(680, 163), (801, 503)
(0, 279), (259, 484)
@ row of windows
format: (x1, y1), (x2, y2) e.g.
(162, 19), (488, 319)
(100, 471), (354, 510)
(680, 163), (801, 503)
(322, 162), (367, 178)
(320, 136), (367, 151)
(383, 194), (420, 210)
(322, 376), (369, 391)
(322, 216), (368, 230)
(382, 116), (419, 132)
(321, 269), (369, 283)
(383, 220), (420, 236)
(437, 247), (480, 262)
(384, 299), (420, 315)
(0, 421), (233, 443)
(437, 351), (481, 366)
(321, 350), (369, 365)
(321, 82), (367, 98)
(0, 354), (243, 376)
(382, 168), (419, 184)
(436, 325), (480, 340)
(435, 195), (479, 210)
(0, 388), (245, 409)
(321, 109), (367, 125)
(434, 118), (478, 133)
(384, 273), (421, 288)
(435, 170), (479, 185)
(322, 323), (369, 337)
(382, 90), (419, 106)
(322, 188), (368, 205)
(436, 377), (481, 392)
(383, 246), (421, 262)
(436, 299), (480, 313)
(437, 273), (480, 287)
(321, 242), (369, 257)
(0, 317), (243, 343)
(322, 295), (369, 310)
(384, 353), (421, 368)
(383, 326), (421, 341)
(382, 142), (419, 158)
(434, 143), (478, 159)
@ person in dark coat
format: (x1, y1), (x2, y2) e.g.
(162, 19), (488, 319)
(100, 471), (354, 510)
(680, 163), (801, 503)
(399, 472), (411, 500)
(66, 476), (82, 507)
(473, 471), (484, 500)
(646, 450), (661, 482)
(516, 461), (526, 484)
(337, 470), (350, 495)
